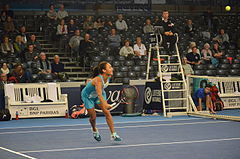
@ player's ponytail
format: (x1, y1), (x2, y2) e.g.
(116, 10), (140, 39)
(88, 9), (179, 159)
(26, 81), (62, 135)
(92, 61), (108, 78)
(92, 66), (100, 78)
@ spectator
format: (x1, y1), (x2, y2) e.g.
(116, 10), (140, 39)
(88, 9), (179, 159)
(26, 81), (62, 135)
(107, 28), (121, 48)
(13, 35), (26, 58)
(186, 46), (201, 66)
(9, 63), (32, 83)
(187, 42), (200, 54)
(24, 44), (38, 66)
(79, 33), (95, 65)
(18, 26), (28, 44)
(0, 73), (8, 89)
(143, 19), (154, 34)
(47, 4), (57, 22)
(115, 14), (128, 32)
(203, 8), (213, 31)
(181, 57), (194, 76)
(4, 16), (15, 33)
(212, 16), (220, 34)
(134, 37), (147, 58)
(56, 19), (68, 52)
(212, 28), (230, 49)
(69, 29), (83, 61)
(94, 17), (104, 31)
(51, 55), (64, 73)
(36, 52), (52, 77)
(0, 73), (8, 108)
(1, 4), (14, 18)
(153, 16), (160, 26)
(83, 16), (94, 31)
(157, 10), (177, 54)
(0, 36), (14, 58)
(68, 19), (78, 36)
(0, 63), (10, 75)
(193, 84), (215, 113)
(211, 42), (223, 67)
(104, 20), (113, 31)
(27, 34), (41, 52)
(51, 55), (66, 81)
(201, 43), (213, 64)
(0, 11), (7, 23)
(57, 4), (68, 20)
(185, 19), (195, 35)
(119, 40), (134, 57)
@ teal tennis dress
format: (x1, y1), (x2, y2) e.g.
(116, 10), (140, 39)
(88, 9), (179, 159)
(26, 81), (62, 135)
(81, 75), (109, 109)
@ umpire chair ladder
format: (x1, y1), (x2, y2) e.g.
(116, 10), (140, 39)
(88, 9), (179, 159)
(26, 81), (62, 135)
(146, 29), (189, 117)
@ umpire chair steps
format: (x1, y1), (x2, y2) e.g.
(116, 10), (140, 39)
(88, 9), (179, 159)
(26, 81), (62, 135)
(146, 33), (189, 117)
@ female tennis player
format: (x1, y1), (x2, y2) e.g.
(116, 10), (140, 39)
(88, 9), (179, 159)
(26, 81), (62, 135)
(81, 61), (122, 142)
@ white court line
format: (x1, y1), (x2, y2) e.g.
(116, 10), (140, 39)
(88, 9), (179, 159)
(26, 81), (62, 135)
(0, 120), (229, 135)
(0, 118), (200, 130)
(20, 137), (240, 153)
(0, 146), (37, 159)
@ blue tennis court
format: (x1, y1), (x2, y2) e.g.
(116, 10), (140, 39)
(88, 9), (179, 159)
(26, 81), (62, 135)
(0, 113), (240, 159)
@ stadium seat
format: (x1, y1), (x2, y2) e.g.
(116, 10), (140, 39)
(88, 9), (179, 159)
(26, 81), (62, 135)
(125, 60), (135, 66)
(106, 56), (114, 62)
(220, 59), (230, 64)
(216, 69), (229, 76)
(92, 56), (102, 62)
(132, 66), (141, 72)
(119, 66), (128, 72)
(194, 70), (205, 75)
(114, 72), (124, 78)
(207, 64), (216, 70)
(229, 69), (240, 76)
(112, 61), (121, 67)
(122, 77), (130, 84)
(194, 64), (205, 70)
(205, 70), (216, 76)
(231, 64), (240, 69)
(128, 71), (136, 79)
(218, 64), (231, 69)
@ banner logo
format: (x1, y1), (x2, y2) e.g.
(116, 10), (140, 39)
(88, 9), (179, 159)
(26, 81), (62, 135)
(144, 87), (152, 104)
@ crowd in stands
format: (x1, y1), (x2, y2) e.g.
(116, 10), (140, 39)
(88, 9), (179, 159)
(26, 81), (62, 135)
(0, 3), (239, 84)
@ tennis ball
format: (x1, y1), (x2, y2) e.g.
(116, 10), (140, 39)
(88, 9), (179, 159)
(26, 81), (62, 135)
(225, 6), (231, 11)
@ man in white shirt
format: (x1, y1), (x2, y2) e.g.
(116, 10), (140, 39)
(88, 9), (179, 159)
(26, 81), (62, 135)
(69, 30), (83, 61)
(115, 14), (128, 32)
(57, 4), (68, 20)
(134, 37), (147, 58)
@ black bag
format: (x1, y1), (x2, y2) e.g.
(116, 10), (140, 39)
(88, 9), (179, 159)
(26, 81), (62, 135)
(0, 109), (11, 121)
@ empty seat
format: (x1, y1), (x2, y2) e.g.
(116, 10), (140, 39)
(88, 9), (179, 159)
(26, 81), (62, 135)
(207, 64), (216, 70)
(194, 64), (205, 70)
(116, 55), (125, 61)
(220, 59), (230, 64)
(216, 69), (229, 76)
(114, 72), (124, 78)
(229, 69), (240, 76)
(194, 70), (205, 75)
(119, 66), (128, 72)
(112, 60), (120, 67)
(92, 56), (102, 62)
(233, 59), (240, 64)
(125, 60), (135, 66)
(132, 66), (141, 72)
(137, 60), (146, 66)
(106, 56), (114, 62)
(232, 64), (240, 69)
(205, 70), (217, 76)
(128, 71), (136, 78)
(218, 64), (231, 69)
